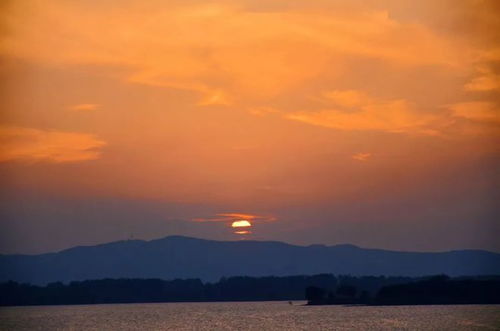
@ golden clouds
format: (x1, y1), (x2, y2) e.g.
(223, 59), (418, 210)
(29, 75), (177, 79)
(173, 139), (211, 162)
(449, 102), (500, 123)
(2, 0), (489, 142)
(0, 0), (475, 103)
(0, 0), (499, 208)
(287, 90), (500, 136)
(287, 90), (439, 134)
(0, 126), (106, 163)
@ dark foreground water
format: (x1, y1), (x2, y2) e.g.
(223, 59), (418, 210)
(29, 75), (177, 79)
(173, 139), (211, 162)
(0, 302), (499, 330)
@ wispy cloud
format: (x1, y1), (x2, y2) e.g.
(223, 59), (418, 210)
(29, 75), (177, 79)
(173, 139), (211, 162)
(247, 107), (281, 117)
(286, 90), (439, 134)
(193, 213), (276, 223)
(0, 126), (106, 163)
(449, 102), (500, 123)
(69, 104), (101, 111)
(196, 90), (231, 106)
(352, 153), (371, 162)
(321, 90), (372, 108)
(464, 66), (500, 92)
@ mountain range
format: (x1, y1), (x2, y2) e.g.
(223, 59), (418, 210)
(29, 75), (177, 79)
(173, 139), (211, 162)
(1, 235), (499, 285)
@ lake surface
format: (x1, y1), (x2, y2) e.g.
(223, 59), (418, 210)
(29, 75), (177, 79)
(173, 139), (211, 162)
(0, 302), (499, 330)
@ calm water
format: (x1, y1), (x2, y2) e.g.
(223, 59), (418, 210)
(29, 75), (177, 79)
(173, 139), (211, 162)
(0, 302), (499, 330)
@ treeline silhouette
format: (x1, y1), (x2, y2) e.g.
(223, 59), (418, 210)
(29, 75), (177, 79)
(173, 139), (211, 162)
(0, 274), (408, 306)
(306, 275), (500, 305)
(376, 275), (500, 305)
(1, 274), (499, 306)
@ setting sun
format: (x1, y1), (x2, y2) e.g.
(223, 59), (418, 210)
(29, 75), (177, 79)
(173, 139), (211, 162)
(231, 220), (252, 228)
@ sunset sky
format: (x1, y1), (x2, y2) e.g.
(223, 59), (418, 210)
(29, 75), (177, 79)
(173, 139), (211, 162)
(1, 0), (499, 254)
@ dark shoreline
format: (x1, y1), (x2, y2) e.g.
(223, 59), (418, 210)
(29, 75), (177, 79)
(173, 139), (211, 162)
(2, 274), (499, 307)
(2, 301), (500, 309)
(305, 275), (500, 306)
(2, 302), (500, 309)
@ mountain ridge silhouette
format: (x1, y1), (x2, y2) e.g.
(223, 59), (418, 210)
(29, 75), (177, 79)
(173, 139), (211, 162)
(1, 235), (499, 285)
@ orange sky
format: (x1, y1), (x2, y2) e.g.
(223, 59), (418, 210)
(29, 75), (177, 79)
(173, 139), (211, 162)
(0, 0), (499, 253)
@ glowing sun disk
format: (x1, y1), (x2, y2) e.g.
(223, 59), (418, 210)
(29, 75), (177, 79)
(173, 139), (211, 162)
(231, 220), (252, 228)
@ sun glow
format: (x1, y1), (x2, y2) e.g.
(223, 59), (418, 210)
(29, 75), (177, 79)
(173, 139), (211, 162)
(234, 230), (251, 235)
(231, 220), (252, 228)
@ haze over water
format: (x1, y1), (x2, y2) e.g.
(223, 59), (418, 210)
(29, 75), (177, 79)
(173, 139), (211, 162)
(1, 302), (499, 330)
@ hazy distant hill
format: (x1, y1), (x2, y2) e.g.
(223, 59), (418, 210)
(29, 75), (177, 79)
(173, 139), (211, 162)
(1, 236), (499, 285)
